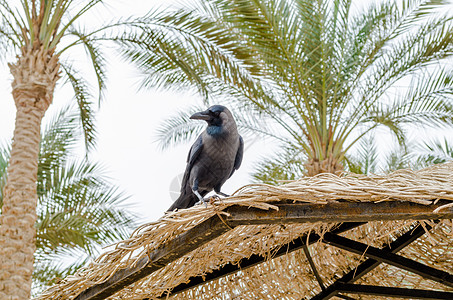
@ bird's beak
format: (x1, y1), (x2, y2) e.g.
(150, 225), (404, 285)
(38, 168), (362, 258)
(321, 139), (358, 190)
(190, 110), (211, 121)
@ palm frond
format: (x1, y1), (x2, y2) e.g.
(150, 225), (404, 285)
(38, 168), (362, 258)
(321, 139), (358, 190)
(360, 105), (407, 146)
(382, 144), (414, 173)
(344, 135), (453, 175)
(39, 105), (79, 180)
(235, 114), (289, 143)
(0, 1), (23, 54)
(66, 26), (107, 104)
(361, 15), (453, 104)
(252, 145), (306, 185)
(344, 136), (378, 175)
(61, 63), (97, 151)
(118, 7), (262, 102)
(0, 141), (10, 208)
(36, 160), (135, 254)
(415, 137), (453, 166)
(385, 68), (453, 127)
(35, 118), (135, 292)
(32, 254), (90, 295)
(48, 0), (105, 50)
(156, 106), (207, 149)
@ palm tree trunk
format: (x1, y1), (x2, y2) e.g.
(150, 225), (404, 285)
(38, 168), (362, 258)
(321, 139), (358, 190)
(0, 48), (59, 299)
(305, 157), (343, 177)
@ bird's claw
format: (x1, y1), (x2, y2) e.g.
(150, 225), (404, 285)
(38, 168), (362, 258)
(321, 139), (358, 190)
(195, 198), (208, 207)
(195, 196), (220, 207)
(209, 195), (221, 205)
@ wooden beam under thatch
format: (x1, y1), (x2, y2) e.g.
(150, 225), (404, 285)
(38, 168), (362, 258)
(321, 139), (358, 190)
(157, 221), (448, 300)
(322, 232), (453, 288)
(156, 222), (364, 298)
(224, 200), (453, 225)
(74, 200), (453, 300)
(335, 284), (453, 299)
(311, 221), (432, 300)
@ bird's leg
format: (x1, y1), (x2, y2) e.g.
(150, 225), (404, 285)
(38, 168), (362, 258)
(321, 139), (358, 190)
(209, 186), (229, 205)
(192, 179), (207, 207)
(216, 191), (230, 197)
(193, 190), (207, 207)
(214, 185), (230, 198)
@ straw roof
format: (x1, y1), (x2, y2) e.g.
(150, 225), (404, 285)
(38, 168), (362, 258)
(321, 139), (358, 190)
(39, 162), (453, 300)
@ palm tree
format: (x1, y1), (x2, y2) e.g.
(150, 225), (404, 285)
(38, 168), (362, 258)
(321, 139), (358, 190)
(0, 0), (109, 297)
(0, 106), (136, 295)
(120, 0), (453, 180)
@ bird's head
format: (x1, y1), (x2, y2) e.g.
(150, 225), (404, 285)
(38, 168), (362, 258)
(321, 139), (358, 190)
(190, 105), (236, 137)
(190, 105), (231, 127)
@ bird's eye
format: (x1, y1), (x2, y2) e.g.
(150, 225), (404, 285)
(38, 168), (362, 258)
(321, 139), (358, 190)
(210, 110), (221, 117)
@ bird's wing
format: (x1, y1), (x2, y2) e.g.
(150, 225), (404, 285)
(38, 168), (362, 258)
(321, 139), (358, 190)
(230, 135), (244, 178)
(180, 134), (204, 192)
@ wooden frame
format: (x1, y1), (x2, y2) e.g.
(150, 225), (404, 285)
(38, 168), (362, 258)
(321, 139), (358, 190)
(75, 201), (453, 300)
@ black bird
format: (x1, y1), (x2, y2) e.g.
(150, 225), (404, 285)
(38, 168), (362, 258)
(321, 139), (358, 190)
(168, 105), (244, 211)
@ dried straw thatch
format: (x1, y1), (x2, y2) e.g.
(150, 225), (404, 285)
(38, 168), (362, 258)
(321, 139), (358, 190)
(39, 163), (453, 299)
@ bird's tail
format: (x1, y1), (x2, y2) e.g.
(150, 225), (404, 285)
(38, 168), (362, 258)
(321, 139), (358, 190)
(167, 191), (198, 212)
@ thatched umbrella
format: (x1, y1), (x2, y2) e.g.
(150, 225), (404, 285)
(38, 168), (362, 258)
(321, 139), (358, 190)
(40, 163), (453, 299)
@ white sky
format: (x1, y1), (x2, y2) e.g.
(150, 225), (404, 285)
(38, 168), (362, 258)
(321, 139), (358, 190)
(0, 0), (452, 225)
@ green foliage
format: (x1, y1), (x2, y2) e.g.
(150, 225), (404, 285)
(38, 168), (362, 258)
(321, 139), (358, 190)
(252, 145), (306, 185)
(0, 0), (111, 150)
(343, 136), (453, 175)
(0, 0), (104, 51)
(121, 0), (453, 176)
(32, 256), (89, 291)
(0, 143), (10, 206)
(382, 144), (414, 173)
(344, 137), (379, 175)
(156, 105), (208, 150)
(415, 138), (453, 167)
(0, 106), (136, 293)
(61, 64), (98, 150)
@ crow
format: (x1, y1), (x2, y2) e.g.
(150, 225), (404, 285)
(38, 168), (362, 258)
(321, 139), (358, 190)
(167, 105), (243, 211)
